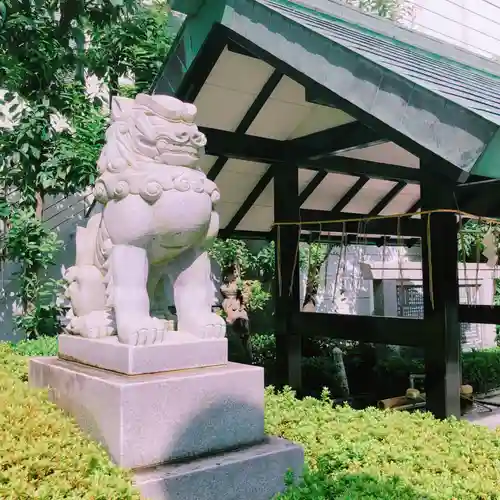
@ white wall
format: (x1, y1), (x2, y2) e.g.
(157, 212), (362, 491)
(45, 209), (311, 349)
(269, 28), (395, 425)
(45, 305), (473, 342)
(411, 0), (500, 59)
(301, 244), (499, 350)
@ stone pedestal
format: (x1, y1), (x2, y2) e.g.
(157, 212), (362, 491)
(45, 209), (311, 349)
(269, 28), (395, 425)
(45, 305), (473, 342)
(29, 334), (304, 499)
(135, 437), (304, 500)
(58, 333), (228, 375)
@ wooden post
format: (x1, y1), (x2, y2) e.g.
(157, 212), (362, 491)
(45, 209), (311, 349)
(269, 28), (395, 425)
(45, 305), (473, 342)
(273, 165), (302, 392)
(421, 162), (461, 418)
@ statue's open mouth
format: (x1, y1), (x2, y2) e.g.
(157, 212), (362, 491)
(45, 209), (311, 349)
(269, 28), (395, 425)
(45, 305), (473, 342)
(158, 144), (199, 156)
(158, 150), (199, 162)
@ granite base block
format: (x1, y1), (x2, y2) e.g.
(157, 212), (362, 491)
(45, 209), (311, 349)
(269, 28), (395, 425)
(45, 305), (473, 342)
(134, 437), (304, 500)
(58, 333), (228, 375)
(29, 357), (264, 469)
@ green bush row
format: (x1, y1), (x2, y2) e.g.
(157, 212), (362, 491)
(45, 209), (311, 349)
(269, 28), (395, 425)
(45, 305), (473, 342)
(0, 343), (140, 499)
(268, 387), (500, 499)
(14, 334), (500, 396)
(249, 333), (500, 397)
(5, 337), (500, 499)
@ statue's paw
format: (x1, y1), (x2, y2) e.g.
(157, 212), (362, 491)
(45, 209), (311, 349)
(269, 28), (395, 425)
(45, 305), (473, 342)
(117, 316), (167, 346)
(196, 313), (226, 339)
(79, 311), (116, 339)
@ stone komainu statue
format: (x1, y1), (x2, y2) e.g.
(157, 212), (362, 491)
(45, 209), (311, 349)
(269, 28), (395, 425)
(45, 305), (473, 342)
(63, 94), (226, 345)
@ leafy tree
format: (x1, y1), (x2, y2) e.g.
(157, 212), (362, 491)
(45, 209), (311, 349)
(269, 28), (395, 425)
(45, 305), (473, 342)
(87, 0), (172, 104)
(343, 0), (415, 22)
(0, 0), (171, 337)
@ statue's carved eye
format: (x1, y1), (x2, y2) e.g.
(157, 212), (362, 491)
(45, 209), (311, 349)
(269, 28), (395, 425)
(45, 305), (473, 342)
(191, 132), (207, 146)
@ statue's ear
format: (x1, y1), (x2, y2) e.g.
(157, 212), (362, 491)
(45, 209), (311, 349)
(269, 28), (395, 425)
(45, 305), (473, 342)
(111, 96), (134, 121)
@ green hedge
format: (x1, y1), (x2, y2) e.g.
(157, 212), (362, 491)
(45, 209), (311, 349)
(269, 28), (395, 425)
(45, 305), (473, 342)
(462, 348), (500, 394)
(269, 387), (500, 499)
(0, 344), (140, 499)
(9, 336), (59, 357)
(14, 334), (500, 396)
(4, 338), (500, 499)
(249, 333), (500, 397)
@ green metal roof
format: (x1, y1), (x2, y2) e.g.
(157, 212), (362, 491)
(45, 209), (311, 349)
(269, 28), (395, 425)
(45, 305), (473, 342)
(161, 0), (500, 179)
(264, 0), (500, 124)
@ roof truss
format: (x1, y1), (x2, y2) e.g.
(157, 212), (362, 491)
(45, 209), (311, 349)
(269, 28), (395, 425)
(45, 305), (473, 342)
(201, 127), (420, 183)
(151, 9), (500, 239)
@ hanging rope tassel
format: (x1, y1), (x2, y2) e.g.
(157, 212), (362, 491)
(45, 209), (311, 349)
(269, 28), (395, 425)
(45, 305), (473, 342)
(426, 213), (435, 311)
(277, 225), (282, 297)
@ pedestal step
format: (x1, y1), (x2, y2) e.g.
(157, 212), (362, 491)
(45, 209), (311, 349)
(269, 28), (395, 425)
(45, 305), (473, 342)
(134, 437), (304, 500)
(58, 333), (227, 375)
(29, 357), (264, 469)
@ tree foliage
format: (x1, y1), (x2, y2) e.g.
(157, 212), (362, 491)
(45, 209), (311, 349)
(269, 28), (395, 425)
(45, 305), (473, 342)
(87, 0), (172, 101)
(343, 0), (414, 22)
(208, 239), (273, 313)
(0, 0), (171, 337)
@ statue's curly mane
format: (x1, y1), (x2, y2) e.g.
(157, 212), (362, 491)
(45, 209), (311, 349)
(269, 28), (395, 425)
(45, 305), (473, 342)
(97, 94), (207, 174)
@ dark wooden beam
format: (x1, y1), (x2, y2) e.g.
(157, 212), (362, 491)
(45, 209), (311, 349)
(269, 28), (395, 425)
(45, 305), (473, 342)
(239, 70), (282, 131)
(406, 199), (420, 214)
(221, 166), (275, 237)
(456, 179), (500, 218)
(226, 39), (255, 59)
(219, 230), (273, 241)
(202, 127), (286, 163)
(459, 305), (500, 325)
(201, 127), (421, 183)
(207, 157), (228, 181)
(306, 156), (420, 184)
(176, 24), (227, 103)
(300, 209), (421, 236)
(290, 121), (381, 158)
(298, 172), (327, 206)
(306, 85), (467, 184)
(291, 312), (430, 348)
(274, 164), (302, 392)
(369, 181), (407, 216)
(421, 163), (461, 419)
(331, 176), (368, 213)
(206, 70), (283, 181)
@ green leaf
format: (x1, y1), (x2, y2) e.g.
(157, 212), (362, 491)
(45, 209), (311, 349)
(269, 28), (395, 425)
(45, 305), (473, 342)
(30, 146), (40, 159)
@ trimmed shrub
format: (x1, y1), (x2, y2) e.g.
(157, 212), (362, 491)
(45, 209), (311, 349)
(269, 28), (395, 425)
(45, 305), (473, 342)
(9, 335), (58, 357)
(19, 334), (500, 395)
(268, 387), (500, 499)
(5, 338), (500, 499)
(462, 348), (500, 394)
(251, 333), (500, 397)
(0, 344), (140, 499)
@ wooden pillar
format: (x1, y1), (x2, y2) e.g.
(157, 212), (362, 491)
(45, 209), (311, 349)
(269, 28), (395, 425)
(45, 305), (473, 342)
(421, 162), (461, 418)
(273, 165), (302, 392)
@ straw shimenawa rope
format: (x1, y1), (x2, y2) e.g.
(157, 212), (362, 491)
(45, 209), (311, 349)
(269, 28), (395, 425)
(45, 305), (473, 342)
(273, 208), (500, 308)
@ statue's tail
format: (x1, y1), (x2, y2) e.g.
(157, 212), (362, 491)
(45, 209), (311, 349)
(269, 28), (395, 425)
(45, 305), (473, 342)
(94, 214), (114, 310)
(62, 213), (115, 337)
